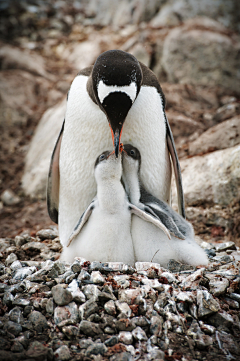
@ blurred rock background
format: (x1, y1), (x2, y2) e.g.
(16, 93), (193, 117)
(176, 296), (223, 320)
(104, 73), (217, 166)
(0, 0), (239, 245)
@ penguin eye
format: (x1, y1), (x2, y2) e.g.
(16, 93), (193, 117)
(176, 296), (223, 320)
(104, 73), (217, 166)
(130, 149), (135, 156)
(99, 154), (105, 161)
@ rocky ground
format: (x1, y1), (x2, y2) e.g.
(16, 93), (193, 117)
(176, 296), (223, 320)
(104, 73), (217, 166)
(0, 228), (240, 361)
(0, 0), (240, 360)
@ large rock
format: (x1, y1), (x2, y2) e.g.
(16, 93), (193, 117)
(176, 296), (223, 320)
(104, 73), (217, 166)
(172, 144), (240, 207)
(85, 0), (163, 27)
(161, 18), (240, 93)
(22, 98), (66, 198)
(150, 0), (240, 32)
(188, 116), (240, 156)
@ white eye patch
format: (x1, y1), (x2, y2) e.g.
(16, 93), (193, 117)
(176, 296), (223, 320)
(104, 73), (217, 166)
(97, 80), (137, 104)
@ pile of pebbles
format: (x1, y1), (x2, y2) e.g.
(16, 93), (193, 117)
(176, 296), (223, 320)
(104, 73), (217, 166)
(0, 229), (240, 361)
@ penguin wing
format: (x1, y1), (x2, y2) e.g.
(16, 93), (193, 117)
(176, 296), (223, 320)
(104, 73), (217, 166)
(47, 120), (65, 224)
(146, 202), (185, 240)
(165, 118), (186, 218)
(67, 200), (96, 247)
(129, 203), (171, 240)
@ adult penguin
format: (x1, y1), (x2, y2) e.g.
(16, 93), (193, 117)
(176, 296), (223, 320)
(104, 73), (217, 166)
(47, 50), (185, 246)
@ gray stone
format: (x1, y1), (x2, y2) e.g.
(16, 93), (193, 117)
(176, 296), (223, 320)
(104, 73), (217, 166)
(26, 341), (52, 361)
(197, 290), (220, 318)
(1, 189), (20, 206)
(36, 228), (58, 240)
(161, 272), (176, 284)
(79, 339), (94, 349)
(79, 299), (99, 320)
(172, 144), (240, 207)
(85, 342), (108, 357)
(132, 326), (148, 341)
(10, 260), (22, 271)
(13, 266), (36, 281)
(14, 236), (26, 247)
(209, 277), (229, 296)
(67, 279), (86, 303)
(189, 116), (240, 157)
(150, 0), (240, 32)
(79, 320), (102, 337)
(90, 270), (105, 284)
(150, 315), (163, 337)
(104, 300), (117, 316)
(11, 340), (24, 352)
(78, 269), (91, 281)
(208, 310), (236, 329)
(215, 242), (237, 252)
(4, 321), (22, 336)
(115, 301), (132, 317)
(62, 325), (78, 339)
(195, 333), (213, 350)
(118, 331), (133, 345)
(162, 18), (240, 93)
(105, 335), (118, 347)
(82, 284), (101, 300)
(3, 291), (14, 306)
(46, 298), (54, 314)
(5, 253), (17, 266)
(9, 307), (24, 324)
(71, 261), (82, 274)
(113, 275), (130, 289)
(110, 352), (133, 361)
(28, 311), (48, 333)
(54, 302), (79, 325)
(52, 285), (73, 306)
(54, 345), (71, 360)
(116, 318), (135, 332)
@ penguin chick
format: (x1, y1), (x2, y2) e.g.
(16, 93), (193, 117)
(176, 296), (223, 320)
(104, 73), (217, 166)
(60, 151), (171, 265)
(122, 144), (208, 267)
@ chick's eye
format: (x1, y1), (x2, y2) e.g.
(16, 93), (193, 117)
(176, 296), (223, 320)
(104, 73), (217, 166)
(130, 149), (135, 156)
(99, 154), (105, 161)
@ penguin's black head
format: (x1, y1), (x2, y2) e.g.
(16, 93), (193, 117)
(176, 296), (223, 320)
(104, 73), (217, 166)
(92, 50), (142, 157)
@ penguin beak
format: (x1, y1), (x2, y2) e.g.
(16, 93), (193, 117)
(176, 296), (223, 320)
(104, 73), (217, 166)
(114, 129), (120, 158)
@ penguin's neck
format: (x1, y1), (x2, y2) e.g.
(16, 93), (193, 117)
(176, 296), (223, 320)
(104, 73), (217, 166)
(122, 168), (141, 206)
(97, 178), (126, 213)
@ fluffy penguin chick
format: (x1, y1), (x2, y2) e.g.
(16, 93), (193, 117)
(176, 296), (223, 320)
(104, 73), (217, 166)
(60, 151), (171, 265)
(122, 144), (208, 267)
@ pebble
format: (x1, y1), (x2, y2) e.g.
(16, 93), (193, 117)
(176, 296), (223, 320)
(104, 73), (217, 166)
(104, 300), (117, 316)
(132, 326), (148, 341)
(54, 302), (79, 325)
(28, 311), (48, 333)
(5, 253), (18, 266)
(54, 345), (71, 360)
(85, 342), (108, 356)
(118, 331), (133, 345)
(51, 284), (73, 306)
(197, 290), (220, 318)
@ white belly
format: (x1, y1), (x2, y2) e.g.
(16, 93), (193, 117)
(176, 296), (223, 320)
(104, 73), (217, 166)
(59, 75), (171, 245)
(131, 216), (208, 267)
(60, 206), (135, 266)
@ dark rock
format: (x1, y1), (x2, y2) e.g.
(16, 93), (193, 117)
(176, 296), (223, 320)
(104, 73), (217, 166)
(110, 352), (132, 361)
(0, 336), (11, 350)
(79, 299), (99, 320)
(26, 341), (53, 361)
(4, 321), (22, 337)
(105, 336), (118, 347)
(79, 320), (103, 337)
(54, 345), (71, 360)
(11, 341), (24, 353)
(62, 325), (78, 339)
(3, 292), (14, 306)
(116, 318), (135, 332)
(208, 310), (236, 329)
(28, 311), (48, 333)
(85, 342), (108, 357)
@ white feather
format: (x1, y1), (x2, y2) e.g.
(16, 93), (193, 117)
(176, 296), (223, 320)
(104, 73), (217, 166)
(97, 80), (137, 103)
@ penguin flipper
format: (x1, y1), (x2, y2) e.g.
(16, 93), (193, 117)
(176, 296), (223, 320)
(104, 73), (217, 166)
(146, 203), (185, 240)
(67, 200), (95, 247)
(47, 120), (65, 224)
(165, 117), (186, 219)
(129, 203), (171, 240)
